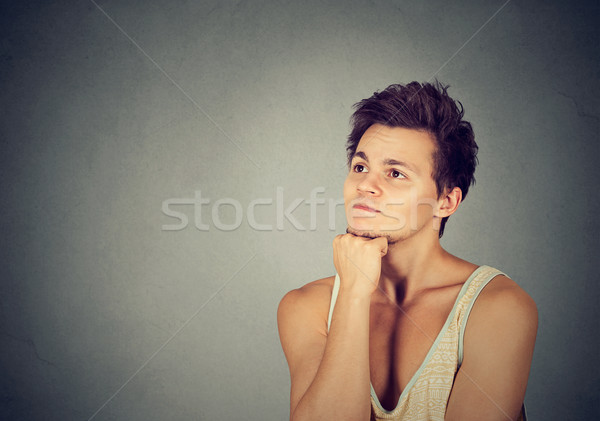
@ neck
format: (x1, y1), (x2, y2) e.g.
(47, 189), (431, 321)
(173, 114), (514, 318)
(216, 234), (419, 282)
(376, 230), (455, 305)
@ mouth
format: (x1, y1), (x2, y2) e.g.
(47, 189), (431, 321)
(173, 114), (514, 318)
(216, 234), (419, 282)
(352, 204), (380, 213)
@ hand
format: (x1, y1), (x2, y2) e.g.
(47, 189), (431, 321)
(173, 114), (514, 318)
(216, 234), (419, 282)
(332, 234), (388, 297)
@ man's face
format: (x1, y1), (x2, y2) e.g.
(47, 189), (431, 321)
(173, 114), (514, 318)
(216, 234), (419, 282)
(343, 124), (442, 243)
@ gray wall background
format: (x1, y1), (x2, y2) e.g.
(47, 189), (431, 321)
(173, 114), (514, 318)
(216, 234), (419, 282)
(1, 0), (598, 420)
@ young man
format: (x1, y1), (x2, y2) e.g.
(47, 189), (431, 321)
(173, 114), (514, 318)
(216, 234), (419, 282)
(277, 82), (538, 421)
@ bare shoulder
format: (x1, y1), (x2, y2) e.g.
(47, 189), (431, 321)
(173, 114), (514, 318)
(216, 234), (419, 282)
(277, 275), (336, 337)
(476, 274), (538, 321)
(278, 275), (336, 312)
(466, 274), (538, 346)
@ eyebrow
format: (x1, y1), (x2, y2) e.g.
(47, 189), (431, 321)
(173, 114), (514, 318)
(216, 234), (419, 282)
(352, 151), (419, 174)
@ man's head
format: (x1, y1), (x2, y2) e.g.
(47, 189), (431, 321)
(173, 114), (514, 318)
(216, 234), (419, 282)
(345, 81), (478, 238)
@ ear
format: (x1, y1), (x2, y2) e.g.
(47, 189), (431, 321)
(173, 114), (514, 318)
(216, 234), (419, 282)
(437, 187), (462, 218)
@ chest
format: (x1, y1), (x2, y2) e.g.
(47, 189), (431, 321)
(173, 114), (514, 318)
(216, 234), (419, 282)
(368, 289), (460, 411)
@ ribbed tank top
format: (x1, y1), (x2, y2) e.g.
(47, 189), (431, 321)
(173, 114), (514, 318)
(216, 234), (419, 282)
(326, 265), (527, 421)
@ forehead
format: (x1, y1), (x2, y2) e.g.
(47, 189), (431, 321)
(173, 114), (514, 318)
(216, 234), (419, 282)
(355, 124), (436, 172)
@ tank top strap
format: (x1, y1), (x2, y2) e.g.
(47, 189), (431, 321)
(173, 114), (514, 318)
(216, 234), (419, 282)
(327, 274), (340, 331)
(456, 265), (508, 366)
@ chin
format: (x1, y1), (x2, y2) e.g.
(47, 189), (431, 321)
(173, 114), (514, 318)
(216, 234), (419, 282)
(346, 226), (377, 238)
(346, 221), (377, 237)
(346, 226), (399, 244)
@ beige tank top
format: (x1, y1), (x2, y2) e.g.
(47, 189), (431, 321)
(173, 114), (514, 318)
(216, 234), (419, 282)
(326, 265), (527, 421)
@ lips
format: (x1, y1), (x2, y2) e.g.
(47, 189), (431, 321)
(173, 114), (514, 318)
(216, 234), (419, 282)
(353, 203), (380, 213)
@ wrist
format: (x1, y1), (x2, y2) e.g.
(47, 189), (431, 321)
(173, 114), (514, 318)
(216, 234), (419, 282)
(338, 284), (374, 303)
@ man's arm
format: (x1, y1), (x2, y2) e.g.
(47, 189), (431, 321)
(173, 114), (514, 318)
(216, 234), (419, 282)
(277, 282), (371, 421)
(445, 275), (538, 421)
(277, 234), (387, 421)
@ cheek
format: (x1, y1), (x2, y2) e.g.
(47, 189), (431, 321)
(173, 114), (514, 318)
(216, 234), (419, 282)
(382, 187), (439, 218)
(413, 192), (441, 219)
(342, 175), (353, 203)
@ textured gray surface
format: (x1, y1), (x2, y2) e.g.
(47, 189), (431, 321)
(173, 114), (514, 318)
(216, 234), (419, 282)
(1, 0), (598, 420)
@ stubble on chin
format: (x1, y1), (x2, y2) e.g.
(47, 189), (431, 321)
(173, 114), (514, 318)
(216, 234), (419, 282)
(345, 226), (398, 244)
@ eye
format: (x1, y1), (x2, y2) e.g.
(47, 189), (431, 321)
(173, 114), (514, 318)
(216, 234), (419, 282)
(353, 164), (368, 173)
(390, 169), (406, 179)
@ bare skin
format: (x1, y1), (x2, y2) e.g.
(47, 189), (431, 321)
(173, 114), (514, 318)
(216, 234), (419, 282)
(278, 124), (538, 421)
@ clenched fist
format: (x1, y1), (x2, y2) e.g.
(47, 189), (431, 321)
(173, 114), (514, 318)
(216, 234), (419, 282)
(333, 234), (388, 297)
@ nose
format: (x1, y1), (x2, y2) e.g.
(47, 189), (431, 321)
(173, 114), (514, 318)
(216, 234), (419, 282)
(356, 171), (381, 196)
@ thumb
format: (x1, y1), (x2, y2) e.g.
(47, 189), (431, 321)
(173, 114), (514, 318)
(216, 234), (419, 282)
(373, 236), (389, 257)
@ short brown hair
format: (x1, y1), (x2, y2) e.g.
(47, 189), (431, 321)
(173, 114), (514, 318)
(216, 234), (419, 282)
(346, 81), (478, 238)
